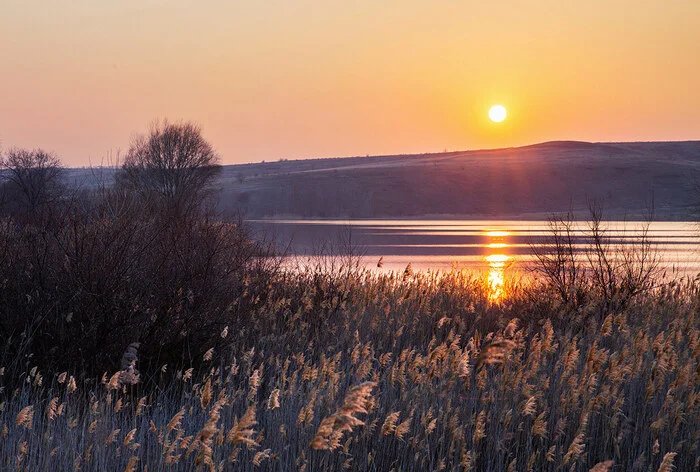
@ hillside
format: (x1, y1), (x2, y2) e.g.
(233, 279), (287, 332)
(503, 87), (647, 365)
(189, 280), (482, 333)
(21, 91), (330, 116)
(216, 141), (700, 220)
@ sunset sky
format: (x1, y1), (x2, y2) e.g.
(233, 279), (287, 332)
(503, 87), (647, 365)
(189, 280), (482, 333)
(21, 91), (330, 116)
(1, 0), (699, 166)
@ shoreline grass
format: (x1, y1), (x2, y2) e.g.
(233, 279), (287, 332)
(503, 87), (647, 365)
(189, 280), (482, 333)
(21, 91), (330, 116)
(2, 268), (698, 471)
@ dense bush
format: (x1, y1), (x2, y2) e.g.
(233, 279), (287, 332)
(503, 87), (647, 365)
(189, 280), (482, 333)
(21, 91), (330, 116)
(0, 139), (275, 381)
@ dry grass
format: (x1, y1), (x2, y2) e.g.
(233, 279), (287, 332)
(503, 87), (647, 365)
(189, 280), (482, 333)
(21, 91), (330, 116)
(0, 267), (698, 471)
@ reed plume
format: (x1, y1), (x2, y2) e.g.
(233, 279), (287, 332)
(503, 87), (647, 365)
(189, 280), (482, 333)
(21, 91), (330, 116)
(311, 381), (376, 450)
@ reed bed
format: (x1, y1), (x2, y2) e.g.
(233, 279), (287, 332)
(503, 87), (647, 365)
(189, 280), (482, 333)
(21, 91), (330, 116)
(1, 268), (698, 471)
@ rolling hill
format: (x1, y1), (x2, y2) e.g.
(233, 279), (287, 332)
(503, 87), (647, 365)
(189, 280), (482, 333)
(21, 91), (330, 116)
(215, 141), (700, 220)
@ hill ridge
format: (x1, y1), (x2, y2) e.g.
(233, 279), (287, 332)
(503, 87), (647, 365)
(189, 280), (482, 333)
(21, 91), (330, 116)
(212, 141), (700, 220)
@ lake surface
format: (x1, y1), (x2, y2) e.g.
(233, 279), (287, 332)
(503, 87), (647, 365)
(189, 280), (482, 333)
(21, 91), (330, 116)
(248, 219), (700, 278)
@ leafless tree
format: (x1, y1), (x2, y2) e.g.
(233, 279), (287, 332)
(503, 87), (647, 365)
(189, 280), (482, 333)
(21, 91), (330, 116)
(584, 202), (659, 313)
(531, 211), (589, 307)
(118, 120), (221, 214)
(531, 203), (660, 315)
(0, 148), (64, 215)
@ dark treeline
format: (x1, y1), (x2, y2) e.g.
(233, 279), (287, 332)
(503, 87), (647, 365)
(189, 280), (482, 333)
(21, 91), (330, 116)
(0, 121), (275, 380)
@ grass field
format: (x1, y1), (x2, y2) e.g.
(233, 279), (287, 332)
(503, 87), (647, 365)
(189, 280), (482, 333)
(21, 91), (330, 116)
(1, 266), (698, 471)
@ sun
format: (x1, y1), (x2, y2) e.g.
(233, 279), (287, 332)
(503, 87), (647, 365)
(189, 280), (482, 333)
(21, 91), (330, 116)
(489, 105), (507, 123)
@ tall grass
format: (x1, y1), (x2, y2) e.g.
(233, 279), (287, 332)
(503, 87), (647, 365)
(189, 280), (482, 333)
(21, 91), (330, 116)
(1, 267), (698, 471)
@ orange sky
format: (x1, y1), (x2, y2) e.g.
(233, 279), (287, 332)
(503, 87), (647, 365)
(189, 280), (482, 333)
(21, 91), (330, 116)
(1, 1), (699, 166)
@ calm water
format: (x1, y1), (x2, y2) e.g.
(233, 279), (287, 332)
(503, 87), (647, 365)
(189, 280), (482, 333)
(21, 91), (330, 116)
(248, 219), (700, 279)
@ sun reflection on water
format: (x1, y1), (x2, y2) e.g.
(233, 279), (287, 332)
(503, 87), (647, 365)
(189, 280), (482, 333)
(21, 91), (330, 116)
(484, 230), (511, 302)
(488, 243), (507, 249)
(485, 230), (510, 238)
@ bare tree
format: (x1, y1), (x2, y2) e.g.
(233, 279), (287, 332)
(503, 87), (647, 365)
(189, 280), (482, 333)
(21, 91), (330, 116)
(531, 203), (660, 316)
(118, 120), (221, 214)
(0, 148), (64, 216)
(584, 202), (659, 313)
(531, 211), (589, 307)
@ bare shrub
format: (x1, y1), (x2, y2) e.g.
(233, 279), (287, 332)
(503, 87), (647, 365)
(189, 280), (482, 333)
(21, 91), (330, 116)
(532, 204), (660, 315)
(531, 211), (589, 307)
(584, 203), (660, 313)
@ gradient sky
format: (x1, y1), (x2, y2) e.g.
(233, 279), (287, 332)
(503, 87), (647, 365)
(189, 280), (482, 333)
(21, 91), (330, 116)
(1, 1), (699, 166)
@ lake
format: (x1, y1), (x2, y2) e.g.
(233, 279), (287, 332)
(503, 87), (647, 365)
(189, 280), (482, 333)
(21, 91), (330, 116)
(247, 219), (700, 279)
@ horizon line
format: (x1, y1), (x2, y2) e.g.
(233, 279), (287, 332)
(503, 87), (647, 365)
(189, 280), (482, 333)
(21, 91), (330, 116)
(64, 138), (700, 170)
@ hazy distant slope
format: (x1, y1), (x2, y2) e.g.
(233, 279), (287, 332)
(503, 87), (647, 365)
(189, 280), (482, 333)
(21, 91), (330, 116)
(214, 141), (700, 220)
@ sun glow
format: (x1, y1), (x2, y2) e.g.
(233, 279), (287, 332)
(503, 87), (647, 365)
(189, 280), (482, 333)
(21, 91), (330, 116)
(486, 254), (510, 301)
(489, 105), (507, 123)
(485, 230), (511, 302)
(485, 230), (510, 237)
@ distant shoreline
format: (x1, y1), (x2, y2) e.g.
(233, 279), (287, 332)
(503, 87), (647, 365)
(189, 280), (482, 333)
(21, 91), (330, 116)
(243, 212), (697, 222)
